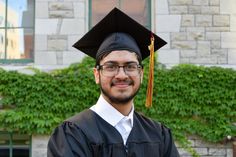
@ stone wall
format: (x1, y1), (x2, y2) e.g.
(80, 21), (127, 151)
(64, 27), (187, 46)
(156, 0), (236, 68)
(32, 135), (49, 157)
(177, 136), (233, 157)
(34, 0), (87, 69)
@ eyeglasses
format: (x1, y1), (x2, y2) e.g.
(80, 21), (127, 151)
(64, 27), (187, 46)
(96, 62), (143, 77)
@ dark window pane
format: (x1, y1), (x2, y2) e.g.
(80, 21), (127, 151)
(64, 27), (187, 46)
(0, 148), (10, 157)
(13, 148), (29, 157)
(0, 132), (30, 157)
(12, 134), (30, 157)
(0, 132), (10, 157)
(6, 28), (34, 59)
(7, 0), (34, 27)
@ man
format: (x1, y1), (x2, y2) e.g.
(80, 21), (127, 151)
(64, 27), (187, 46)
(47, 8), (180, 157)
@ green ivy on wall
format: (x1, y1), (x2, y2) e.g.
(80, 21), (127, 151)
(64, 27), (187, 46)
(0, 57), (235, 155)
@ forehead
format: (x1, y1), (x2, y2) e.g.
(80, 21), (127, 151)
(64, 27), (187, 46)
(100, 50), (139, 64)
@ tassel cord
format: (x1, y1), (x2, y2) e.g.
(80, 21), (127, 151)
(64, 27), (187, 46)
(145, 36), (155, 108)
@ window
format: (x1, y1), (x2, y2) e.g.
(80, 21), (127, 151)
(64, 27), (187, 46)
(0, 132), (31, 157)
(0, 0), (35, 63)
(89, 0), (151, 29)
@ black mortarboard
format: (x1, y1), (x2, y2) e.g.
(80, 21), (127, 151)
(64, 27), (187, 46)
(73, 7), (167, 61)
(73, 7), (167, 108)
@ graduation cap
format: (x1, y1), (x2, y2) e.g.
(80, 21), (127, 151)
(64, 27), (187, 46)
(73, 7), (167, 108)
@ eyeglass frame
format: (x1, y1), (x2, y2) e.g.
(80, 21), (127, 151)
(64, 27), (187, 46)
(96, 62), (143, 77)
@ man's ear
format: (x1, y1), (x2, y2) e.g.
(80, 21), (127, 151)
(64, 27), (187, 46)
(93, 68), (100, 84)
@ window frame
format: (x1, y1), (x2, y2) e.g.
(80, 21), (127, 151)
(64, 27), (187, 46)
(0, 131), (32, 157)
(0, 0), (35, 64)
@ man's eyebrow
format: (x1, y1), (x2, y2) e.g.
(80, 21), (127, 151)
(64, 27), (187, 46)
(103, 61), (138, 64)
(103, 61), (119, 64)
(125, 61), (139, 64)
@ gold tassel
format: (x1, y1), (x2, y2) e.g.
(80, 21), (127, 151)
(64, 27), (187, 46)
(145, 35), (155, 108)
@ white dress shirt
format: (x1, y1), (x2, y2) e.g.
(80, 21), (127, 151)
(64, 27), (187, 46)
(90, 95), (134, 145)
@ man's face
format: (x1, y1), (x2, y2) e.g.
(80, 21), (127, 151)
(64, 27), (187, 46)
(94, 50), (143, 105)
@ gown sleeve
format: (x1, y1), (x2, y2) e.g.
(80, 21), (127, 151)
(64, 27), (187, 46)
(161, 125), (180, 157)
(47, 121), (93, 157)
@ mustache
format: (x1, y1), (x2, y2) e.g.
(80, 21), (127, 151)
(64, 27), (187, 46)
(111, 79), (134, 86)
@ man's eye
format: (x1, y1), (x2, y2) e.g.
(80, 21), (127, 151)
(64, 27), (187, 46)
(104, 65), (117, 71)
(126, 64), (137, 70)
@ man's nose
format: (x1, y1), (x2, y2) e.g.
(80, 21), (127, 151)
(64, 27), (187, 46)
(115, 67), (128, 78)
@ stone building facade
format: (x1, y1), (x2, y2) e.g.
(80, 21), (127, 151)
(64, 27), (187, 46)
(156, 0), (236, 69)
(34, 0), (88, 71)
(1, 0), (234, 71)
(1, 0), (235, 157)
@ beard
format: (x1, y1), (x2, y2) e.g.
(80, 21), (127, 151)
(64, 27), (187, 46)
(100, 78), (141, 105)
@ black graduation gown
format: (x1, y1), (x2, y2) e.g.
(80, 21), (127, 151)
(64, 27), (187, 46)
(47, 109), (180, 157)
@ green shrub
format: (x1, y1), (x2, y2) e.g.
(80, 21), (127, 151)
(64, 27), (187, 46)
(0, 57), (235, 147)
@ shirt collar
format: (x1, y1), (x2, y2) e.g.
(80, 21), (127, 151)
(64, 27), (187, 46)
(90, 95), (134, 127)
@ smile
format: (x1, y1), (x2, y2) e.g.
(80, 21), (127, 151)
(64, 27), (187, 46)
(113, 83), (130, 88)
(111, 80), (134, 88)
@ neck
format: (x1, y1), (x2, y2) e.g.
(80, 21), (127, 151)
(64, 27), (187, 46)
(102, 95), (133, 116)
(111, 102), (133, 116)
